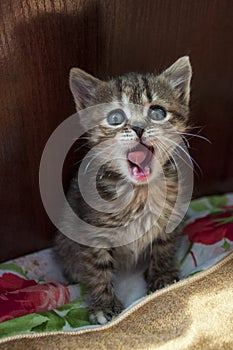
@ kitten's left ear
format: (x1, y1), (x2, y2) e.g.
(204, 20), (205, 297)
(162, 56), (192, 104)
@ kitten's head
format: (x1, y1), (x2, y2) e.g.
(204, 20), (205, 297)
(70, 57), (192, 184)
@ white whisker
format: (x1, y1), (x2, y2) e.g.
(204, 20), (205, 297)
(74, 142), (89, 153)
(156, 143), (176, 171)
(84, 144), (115, 174)
(158, 140), (201, 179)
(158, 136), (202, 176)
(171, 131), (211, 144)
(179, 135), (190, 148)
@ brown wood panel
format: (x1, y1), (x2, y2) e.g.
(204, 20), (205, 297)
(0, 0), (233, 261)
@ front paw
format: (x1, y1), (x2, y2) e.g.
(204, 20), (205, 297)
(147, 271), (179, 292)
(89, 297), (123, 325)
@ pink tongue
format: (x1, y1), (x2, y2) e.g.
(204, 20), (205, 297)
(128, 151), (147, 165)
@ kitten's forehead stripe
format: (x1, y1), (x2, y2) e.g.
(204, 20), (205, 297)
(115, 76), (123, 94)
(141, 75), (153, 103)
(112, 74), (155, 105)
(131, 75), (142, 104)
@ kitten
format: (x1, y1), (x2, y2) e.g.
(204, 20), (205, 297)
(55, 56), (192, 324)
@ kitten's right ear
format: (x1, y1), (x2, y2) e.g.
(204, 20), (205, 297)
(69, 68), (102, 110)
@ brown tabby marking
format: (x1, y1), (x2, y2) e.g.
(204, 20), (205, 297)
(55, 57), (192, 324)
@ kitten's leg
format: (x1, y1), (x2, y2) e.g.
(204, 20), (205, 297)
(55, 234), (122, 324)
(146, 236), (179, 292)
(81, 247), (123, 325)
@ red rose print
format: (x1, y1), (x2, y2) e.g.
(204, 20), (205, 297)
(0, 273), (37, 294)
(0, 274), (70, 322)
(182, 206), (233, 245)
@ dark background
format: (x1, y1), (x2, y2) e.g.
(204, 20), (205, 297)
(1, 0), (233, 262)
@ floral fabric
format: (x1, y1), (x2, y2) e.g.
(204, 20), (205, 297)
(0, 194), (232, 339)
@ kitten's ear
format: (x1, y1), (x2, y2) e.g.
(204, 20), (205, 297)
(162, 56), (192, 104)
(69, 68), (102, 110)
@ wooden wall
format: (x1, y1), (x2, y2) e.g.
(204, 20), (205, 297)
(1, 0), (233, 261)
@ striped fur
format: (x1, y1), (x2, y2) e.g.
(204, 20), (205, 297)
(55, 57), (192, 324)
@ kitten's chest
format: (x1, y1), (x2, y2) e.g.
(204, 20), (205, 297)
(112, 230), (153, 271)
(112, 236), (152, 307)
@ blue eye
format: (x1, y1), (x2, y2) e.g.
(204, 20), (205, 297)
(107, 109), (126, 126)
(148, 105), (167, 122)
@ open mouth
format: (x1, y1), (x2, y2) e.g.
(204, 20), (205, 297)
(127, 143), (154, 182)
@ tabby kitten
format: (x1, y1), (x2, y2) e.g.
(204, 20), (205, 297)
(55, 56), (192, 324)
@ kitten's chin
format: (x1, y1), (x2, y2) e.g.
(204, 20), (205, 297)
(126, 143), (155, 184)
